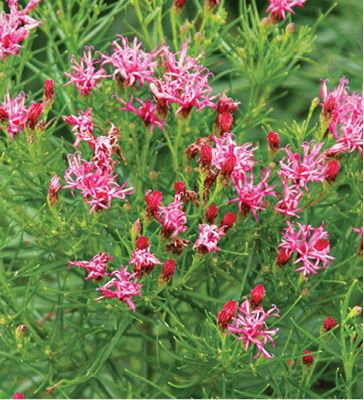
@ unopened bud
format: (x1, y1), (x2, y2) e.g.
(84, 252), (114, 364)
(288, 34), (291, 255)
(43, 80), (55, 108)
(12, 393), (24, 399)
(221, 154), (236, 180)
(206, 204), (219, 224)
(199, 145), (213, 171)
(159, 259), (176, 284)
(48, 175), (60, 207)
(218, 300), (237, 329)
(205, 0), (219, 12)
(286, 22), (295, 34)
(25, 103), (43, 131)
(302, 350), (313, 366)
(15, 324), (26, 341)
(174, 181), (186, 194)
(260, 17), (271, 28)
(276, 248), (291, 267)
(268, 131), (280, 152)
(220, 212), (236, 232)
(348, 305), (362, 319)
(323, 317), (337, 332)
(135, 236), (149, 250)
(132, 218), (142, 238)
(250, 284), (265, 308)
(149, 171), (158, 181)
(173, 0), (188, 15)
(324, 160), (340, 183)
(220, 112), (233, 134)
(286, 359), (294, 368)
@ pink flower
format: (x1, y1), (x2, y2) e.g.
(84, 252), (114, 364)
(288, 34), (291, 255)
(193, 223), (225, 253)
(273, 180), (303, 218)
(211, 134), (257, 180)
(113, 94), (165, 132)
(278, 141), (325, 192)
(62, 108), (95, 148)
(100, 36), (160, 88)
(64, 46), (107, 96)
(12, 393), (24, 399)
(94, 266), (143, 312)
(227, 297), (280, 359)
(265, 0), (306, 21)
(0, 89), (28, 139)
(129, 245), (162, 276)
(327, 118), (363, 157)
(278, 220), (335, 278)
(229, 168), (278, 222)
(145, 190), (163, 218)
(0, 0), (43, 60)
(155, 194), (188, 238)
(68, 253), (113, 280)
(63, 152), (134, 214)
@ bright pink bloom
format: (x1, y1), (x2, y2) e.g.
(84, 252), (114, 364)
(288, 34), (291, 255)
(114, 94), (165, 132)
(62, 108), (95, 148)
(68, 253), (113, 280)
(229, 168), (278, 222)
(95, 266), (143, 312)
(274, 180), (303, 218)
(227, 297), (280, 359)
(63, 152), (135, 214)
(193, 223), (225, 253)
(0, 0), (42, 60)
(327, 118), (363, 157)
(145, 190), (163, 217)
(278, 220), (335, 278)
(0, 89), (28, 139)
(278, 141), (325, 192)
(155, 194), (188, 238)
(64, 46), (107, 96)
(211, 134), (257, 180)
(265, 0), (306, 21)
(129, 245), (162, 276)
(100, 36), (160, 88)
(12, 393), (24, 399)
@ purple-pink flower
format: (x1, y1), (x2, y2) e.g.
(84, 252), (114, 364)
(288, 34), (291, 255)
(278, 220), (335, 278)
(100, 36), (160, 88)
(265, 0), (306, 21)
(0, 89), (28, 139)
(278, 141), (325, 192)
(129, 246), (162, 276)
(274, 180), (303, 218)
(94, 266), (143, 312)
(63, 152), (134, 214)
(0, 0), (43, 60)
(229, 168), (278, 222)
(68, 253), (113, 280)
(227, 297), (280, 359)
(62, 108), (95, 148)
(64, 46), (107, 96)
(114, 94), (165, 132)
(155, 193), (188, 238)
(193, 223), (225, 253)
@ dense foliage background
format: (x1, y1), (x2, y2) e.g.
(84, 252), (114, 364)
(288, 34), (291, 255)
(0, 0), (362, 398)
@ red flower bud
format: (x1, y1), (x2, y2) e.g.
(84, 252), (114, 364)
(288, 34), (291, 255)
(0, 106), (8, 122)
(220, 212), (236, 232)
(174, 181), (186, 194)
(13, 393), (24, 399)
(200, 145), (213, 170)
(25, 103), (43, 130)
(250, 284), (265, 308)
(136, 236), (149, 250)
(302, 350), (313, 366)
(276, 248), (291, 267)
(206, 204), (219, 224)
(323, 317), (337, 332)
(43, 80), (55, 105)
(217, 91), (239, 114)
(314, 238), (329, 251)
(218, 300), (237, 329)
(173, 0), (188, 15)
(159, 259), (176, 283)
(268, 131), (280, 151)
(324, 160), (340, 183)
(220, 112), (233, 134)
(48, 175), (60, 207)
(145, 190), (162, 217)
(221, 154), (236, 179)
(223, 300), (237, 316)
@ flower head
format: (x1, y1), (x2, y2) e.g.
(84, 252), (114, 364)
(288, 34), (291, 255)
(129, 245), (162, 276)
(155, 194), (188, 238)
(193, 223), (225, 253)
(302, 350), (313, 366)
(273, 180), (303, 218)
(64, 46), (107, 96)
(278, 220), (335, 278)
(250, 284), (265, 308)
(265, 0), (306, 22)
(145, 190), (163, 218)
(218, 300), (238, 330)
(227, 297), (280, 359)
(95, 265), (143, 312)
(62, 108), (95, 148)
(323, 317), (337, 332)
(68, 253), (113, 280)
(12, 393), (24, 400)
(0, 89), (28, 139)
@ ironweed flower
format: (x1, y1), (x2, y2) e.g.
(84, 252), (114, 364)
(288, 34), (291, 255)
(278, 220), (335, 278)
(12, 393), (24, 399)
(193, 223), (225, 253)
(220, 212), (237, 232)
(273, 180), (303, 218)
(68, 253), (113, 280)
(64, 46), (107, 96)
(129, 243), (162, 276)
(0, 89), (28, 139)
(95, 266), (143, 312)
(155, 194), (188, 238)
(159, 259), (176, 284)
(0, 0), (43, 60)
(250, 284), (265, 308)
(265, 0), (306, 22)
(100, 35), (160, 88)
(114, 94), (165, 132)
(25, 102), (42, 130)
(227, 297), (280, 359)
(62, 108), (94, 148)
(218, 300), (238, 330)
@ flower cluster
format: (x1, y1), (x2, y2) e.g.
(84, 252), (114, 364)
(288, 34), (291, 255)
(227, 297), (280, 359)
(277, 220), (335, 278)
(0, 0), (43, 60)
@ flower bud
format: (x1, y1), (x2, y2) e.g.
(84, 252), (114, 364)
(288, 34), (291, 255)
(348, 305), (362, 319)
(15, 324), (26, 341)
(145, 190), (162, 218)
(286, 22), (295, 34)
(276, 248), (291, 267)
(218, 300), (237, 329)
(135, 236), (149, 250)
(217, 91), (240, 114)
(174, 181), (186, 194)
(220, 212), (236, 232)
(220, 112), (233, 134)
(199, 145), (213, 171)
(286, 359), (294, 368)
(250, 284), (265, 308)
(159, 259), (176, 284)
(206, 204), (219, 224)
(43, 80), (55, 107)
(0, 106), (9, 123)
(324, 160), (340, 183)
(314, 238), (329, 251)
(260, 17), (271, 28)
(221, 154), (236, 180)
(48, 175), (60, 207)
(323, 317), (337, 332)
(132, 218), (142, 238)
(13, 393), (24, 399)
(205, 0), (219, 12)
(172, 0), (188, 15)
(302, 350), (313, 366)
(268, 131), (280, 152)
(25, 103), (43, 131)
